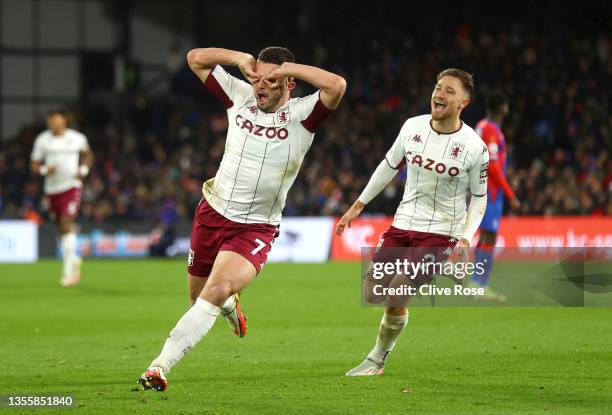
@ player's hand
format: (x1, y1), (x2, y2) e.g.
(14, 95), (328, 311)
(238, 53), (259, 84)
(42, 165), (57, 176)
(336, 201), (365, 236)
(75, 165), (90, 180)
(510, 197), (521, 211)
(263, 64), (289, 89)
(455, 238), (470, 261)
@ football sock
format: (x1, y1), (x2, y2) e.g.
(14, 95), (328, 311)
(367, 312), (409, 365)
(473, 243), (494, 287)
(150, 298), (219, 373)
(220, 294), (236, 315)
(60, 232), (77, 277)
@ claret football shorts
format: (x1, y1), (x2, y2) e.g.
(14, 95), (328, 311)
(187, 198), (279, 277)
(47, 187), (81, 221)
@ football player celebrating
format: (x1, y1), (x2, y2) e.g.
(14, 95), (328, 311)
(138, 46), (346, 391)
(337, 69), (488, 376)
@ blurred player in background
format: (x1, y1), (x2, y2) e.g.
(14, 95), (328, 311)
(138, 46), (346, 391)
(30, 110), (93, 287)
(337, 69), (488, 376)
(468, 91), (520, 300)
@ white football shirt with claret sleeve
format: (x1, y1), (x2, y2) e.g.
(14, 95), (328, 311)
(384, 115), (489, 238)
(201, 65), (333, 225)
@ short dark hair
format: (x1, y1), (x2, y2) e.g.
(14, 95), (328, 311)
(436, 68), (474, 98)
(257, 46), (295, 65)
(46, 109), (67, 117)
(486, 91), (508, 113)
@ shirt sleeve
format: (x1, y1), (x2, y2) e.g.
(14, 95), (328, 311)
(384, 123), (408, 169)
(203, 65), (252, 109)
(299, 91), (334, 133)
(30, 135), (45, 162)
(469, 143), (489, 197)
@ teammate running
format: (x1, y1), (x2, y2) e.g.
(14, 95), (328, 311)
(337, 69), (488, 376)
(30, 110), (93, 287)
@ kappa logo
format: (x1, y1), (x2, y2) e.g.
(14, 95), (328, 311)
(482, 145), (488, 154)
(188, 249), (195, 267)
(411, 134), (422, 143)
(449, 142), (465, 159)
(248, 105), (257, 114)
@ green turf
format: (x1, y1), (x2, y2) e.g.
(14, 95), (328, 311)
(1, 259), (611, 414)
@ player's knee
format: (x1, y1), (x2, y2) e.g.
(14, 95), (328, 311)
(363, 277), (393, 304)
(489, 233), (498, 246)
(202, 280), (233, 304)
(363, 287), (386, 304)
(58, 218), (73, 234)
(363, 283), (388, 304)
(479, 230), (497, 246)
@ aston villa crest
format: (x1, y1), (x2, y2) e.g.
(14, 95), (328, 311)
(276, 108), (290, 125)
(449, 142), (465, 159)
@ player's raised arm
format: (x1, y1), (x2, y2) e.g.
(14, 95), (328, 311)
(187, 47), (259, 84)
(264, 62), (346, 110)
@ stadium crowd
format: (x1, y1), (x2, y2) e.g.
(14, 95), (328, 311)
(1, 5), (610, 224)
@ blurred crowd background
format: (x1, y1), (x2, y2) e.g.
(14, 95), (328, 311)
(1, 1), (610, 226)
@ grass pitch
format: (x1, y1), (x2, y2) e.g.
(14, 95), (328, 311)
(1, 259), (611, 414)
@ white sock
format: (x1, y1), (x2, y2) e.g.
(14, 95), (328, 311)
(367, 312), (409, 365)
(150, 298), (220, 372)
(60, 232), (77, 277)
(220, 295), (236, 315)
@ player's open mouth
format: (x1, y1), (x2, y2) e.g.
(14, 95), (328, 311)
(257, 93), (268, 103)
(433, 99), (446, 112)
